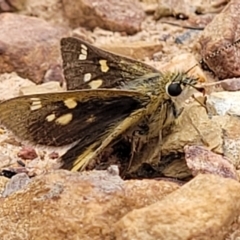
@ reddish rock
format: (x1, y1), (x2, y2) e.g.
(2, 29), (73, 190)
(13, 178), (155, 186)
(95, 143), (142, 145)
(0, 13), (69, 83)
(0, 0), (26, 12)
(17, 146), (38, 160)
(199, 0), (240, 79)
(184, 145), (239, 180)
(220, 78), (240, 91)
(62, 0), (145, 34)
(6, 0), (28, 11)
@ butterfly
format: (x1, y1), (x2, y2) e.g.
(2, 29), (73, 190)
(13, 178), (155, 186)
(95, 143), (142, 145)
(0, 37), (200, 176)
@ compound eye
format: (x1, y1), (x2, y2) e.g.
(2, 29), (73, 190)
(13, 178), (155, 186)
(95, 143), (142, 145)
(167, 83), (183, 97)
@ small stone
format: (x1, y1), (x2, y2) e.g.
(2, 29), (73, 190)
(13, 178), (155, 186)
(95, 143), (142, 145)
(107, 165), (120, 176)
(2, 173), (31, 197)
(48, 152), (59, 160)
(17, 146), (38, 160)
(43, 64), (64, 85)
(0, 153), (15, 169)
(0, 176), (9, 195)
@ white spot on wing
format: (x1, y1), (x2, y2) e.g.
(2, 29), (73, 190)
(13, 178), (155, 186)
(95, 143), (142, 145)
(55, 113), (73, 125)
(64, 98), (77, 109)
(31, 101), (42, 106)
(99, 59), (109, 72)
(81, 44), (87, 50)
(30, 99), (42, 111)
(78, 45), (88, 60)
(86, 115), (96, 123)
(30, 104), (42, 111)
(83, 73), (92, 82)
(79, 54), (87, 60)
(30, 98), (41, 101)
(46, 113), (56, 122)
(88, 79), (103, 89)
(81, 48), (87, 56)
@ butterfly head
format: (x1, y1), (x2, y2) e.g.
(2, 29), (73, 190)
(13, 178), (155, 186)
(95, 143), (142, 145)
(165, 63), (204, 99)
(166, 73), (200, 98)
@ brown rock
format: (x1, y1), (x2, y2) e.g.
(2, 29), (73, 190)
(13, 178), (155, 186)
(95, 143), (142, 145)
(99, 41), (163, 60)
(161, 91), (240, 176)
(72, 26), (95, 43)
(199, 0), (240, 79)
(154, 0), (195, 20)
(162, 103), (223, 157)
(141, 2), (158, 15)
(0, 0), (26, 12)
(20, 0), (67, 27)
(62, 0), (145, 34)
(154, 0), (222, 20)
(0, 169), (180, 239)
(114, 174), (240, 240)
(0, 1), (14, 12)
(0, 13), (69, 83)
(187, 14), (215, 29)
(159, 102), (221, 179)
(7, 0), (26, 10)
(19, 81), (65, 96)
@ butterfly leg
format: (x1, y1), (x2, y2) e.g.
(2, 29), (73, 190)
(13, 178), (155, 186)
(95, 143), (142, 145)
(125, 122), (149, 171)
(147, 109), (166, 163)
(127, 101), (176, 173)
(62, 108), (146, 171)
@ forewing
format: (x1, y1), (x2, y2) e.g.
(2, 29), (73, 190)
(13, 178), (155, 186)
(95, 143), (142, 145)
(0, 90), (150, 147)
(61, 37), (159, 90)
